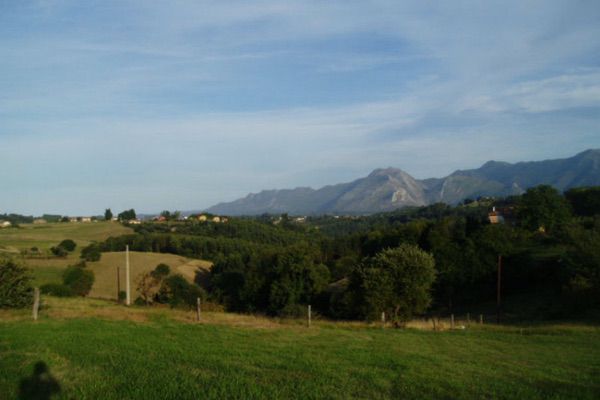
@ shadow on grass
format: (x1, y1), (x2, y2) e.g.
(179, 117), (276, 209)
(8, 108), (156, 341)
(18, 361), (61, 400)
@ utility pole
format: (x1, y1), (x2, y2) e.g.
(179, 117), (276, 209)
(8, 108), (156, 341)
(126, 245), (131, 306)
(117, 266), (121, 302)
(496, 254), (502, 324)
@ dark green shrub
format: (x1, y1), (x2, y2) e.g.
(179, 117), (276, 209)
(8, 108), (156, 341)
(0, 260), (34, 308)
(40, 283), (74, 297)
(50, 246), (68, 257)
(134, 297), (146, 306)
(158, 274), (206, 308)
(80, 244), (101, 261)
(118, 291), (127, 302)
(58, 239), (77, 252)
(63, 265), (95, 296)
(151, 263), (170, 279)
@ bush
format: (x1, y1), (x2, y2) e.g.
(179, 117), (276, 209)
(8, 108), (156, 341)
(151, 263), (170, 279)
(40, 283), (74, 297)
(63, 264), (95, 296)
(0, 260), (34, 308)
(118, 291), (127, 302)
(158, 274), (206, 308)
(50, 246), (68, 257)
(58, 239), (77, 252)
(81, 244), (101, 262)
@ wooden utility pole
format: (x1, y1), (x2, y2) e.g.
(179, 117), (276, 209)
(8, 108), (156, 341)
(117, 266), (121, 302)
(496, 254), (502, 324)
(196, 297), (201, 321)
(126, 245), (131, 306)
(32, 287), (40, 321)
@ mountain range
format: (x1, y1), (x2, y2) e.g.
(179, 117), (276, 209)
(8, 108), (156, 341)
(206, 149), (600, 216)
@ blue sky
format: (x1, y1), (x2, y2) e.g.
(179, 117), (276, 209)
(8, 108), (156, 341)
(1, 1), (600, 215)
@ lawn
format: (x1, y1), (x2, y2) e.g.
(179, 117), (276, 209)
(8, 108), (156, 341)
(0, 297), (598, 399)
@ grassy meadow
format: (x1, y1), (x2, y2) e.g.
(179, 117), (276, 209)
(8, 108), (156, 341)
(0, 297), (599, 399)
(88, 251), (211, 300)
(0, 221), (132, 286)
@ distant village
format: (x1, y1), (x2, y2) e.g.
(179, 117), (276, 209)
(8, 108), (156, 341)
(0, 205), (514, 229)
(0, 212), (232, 228)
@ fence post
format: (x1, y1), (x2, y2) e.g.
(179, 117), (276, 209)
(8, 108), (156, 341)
(32, 287), (40, 321)
(479, 314), (484, 324)
(450, 314), (455, 329)
(432, 317), (437, 331)
(381, 312), (385, 329)
(307, 305), (312, 328)
(196, 297), (201, 321)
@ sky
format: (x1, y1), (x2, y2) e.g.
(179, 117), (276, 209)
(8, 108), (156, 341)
(1, 1), (600, 216)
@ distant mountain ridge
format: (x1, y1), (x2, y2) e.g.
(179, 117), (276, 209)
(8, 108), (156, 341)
(206, 149), (600, 215)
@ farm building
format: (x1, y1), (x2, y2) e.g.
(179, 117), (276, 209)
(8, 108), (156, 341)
(488, 207), (505, 224)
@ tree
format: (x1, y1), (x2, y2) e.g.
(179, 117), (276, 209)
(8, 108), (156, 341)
(151, 263), (170, 279)
(517, 185), (571, 233)
(0, 260), (33, 308)
(564, 187), (600, 217)
(157, 274), (206, 308)
(63, 263), (94, 296)
(118, 209), (136, 221)
(58, 239), (77, 252)
(349, 244), (436, 325)
(138, 264), (172, 305)
(137, 272), (161, 305)
(80, 244), (101, 261)
(104, 208), (113, 221)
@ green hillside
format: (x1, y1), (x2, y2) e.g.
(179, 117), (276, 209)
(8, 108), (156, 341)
(88, 251), (211, 300)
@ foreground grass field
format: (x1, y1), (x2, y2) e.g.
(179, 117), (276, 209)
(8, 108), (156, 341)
(1, 298), (599, 399)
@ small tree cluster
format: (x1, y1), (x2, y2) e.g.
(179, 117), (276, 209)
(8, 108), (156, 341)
(136, 263), (205, 308)
(136, 264), (171, 305)
(50, 239), (77, 258)
(0, 260), (34, 308)
(118, 209), (136, 221)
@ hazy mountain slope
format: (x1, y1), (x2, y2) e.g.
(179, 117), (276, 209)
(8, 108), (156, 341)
(206, 149), (600, 215)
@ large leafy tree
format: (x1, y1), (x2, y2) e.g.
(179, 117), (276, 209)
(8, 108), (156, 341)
(350, 244), (436, 325)
(517, 185), (571, 233)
